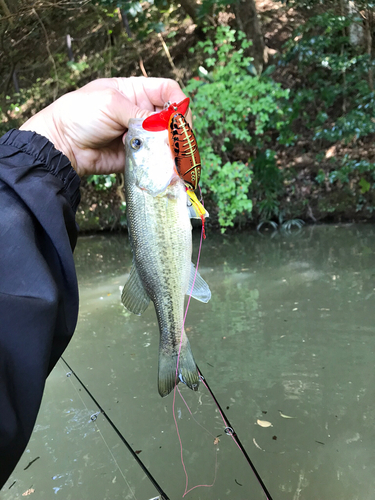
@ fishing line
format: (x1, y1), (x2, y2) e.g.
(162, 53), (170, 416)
(61, 356), (170, 500)
(173, 204), (274, 500)
(176, 386), (219, 496)
(176, 386), (216, 438)
(173, 195), (220, 497)
(172, 218), (205, 496)
(174, 184), (206, 387)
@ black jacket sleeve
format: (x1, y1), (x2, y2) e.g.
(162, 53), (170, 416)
(0, 129), (81, 488)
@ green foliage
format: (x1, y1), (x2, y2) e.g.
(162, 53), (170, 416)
(5, 0), (375, 229)
(316, 155), (375, 218)
(315, 156), (375, 186)
(207, 160), (253, 229)
(359, 178), (371, 194)
(314, 100), (375, 143)
(283, 11), (375, 144)
(67, 60), (90, 73)
(281, 9), (375, 208)
(252, 149), (283, 221)
(185, 26), (289, 231)
(87, 174), (117, 190)
(99, 0), (176, 39)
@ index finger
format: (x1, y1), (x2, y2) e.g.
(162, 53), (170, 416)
(116, 77), (187, 110)
(130, 77), (193, 127)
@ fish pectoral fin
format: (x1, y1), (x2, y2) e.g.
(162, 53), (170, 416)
(121, 262), (150, 315)
(187, 262), (211, 303)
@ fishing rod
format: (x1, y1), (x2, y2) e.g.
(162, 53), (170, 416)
(197, 365), (275, 500)
(60, 357), (170, 500)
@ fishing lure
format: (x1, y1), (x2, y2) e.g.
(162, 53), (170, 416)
(168, 112), (201, 191)
(143, 98), (206, 237)
(143, 98), (201, 190)
(142, 98), (190, 132)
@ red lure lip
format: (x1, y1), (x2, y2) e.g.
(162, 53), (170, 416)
(142, 97), (190, 131)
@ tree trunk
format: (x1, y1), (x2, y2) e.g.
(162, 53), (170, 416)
(365, 8), (373, 91)
(233, 0), (266, 74)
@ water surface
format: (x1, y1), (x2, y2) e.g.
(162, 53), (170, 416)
(2, 224), (375, 500)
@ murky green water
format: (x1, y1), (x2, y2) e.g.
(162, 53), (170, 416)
(3, 224), (375, 500)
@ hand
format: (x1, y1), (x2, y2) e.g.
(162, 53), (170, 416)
(20, 77), (189, 177)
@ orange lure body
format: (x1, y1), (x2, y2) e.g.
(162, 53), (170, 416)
(168, 113), (201, 191)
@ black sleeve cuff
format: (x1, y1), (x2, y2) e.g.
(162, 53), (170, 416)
(0, 129), (80, 212)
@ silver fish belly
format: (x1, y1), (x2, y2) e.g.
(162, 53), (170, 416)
(122, 118), (211, 397)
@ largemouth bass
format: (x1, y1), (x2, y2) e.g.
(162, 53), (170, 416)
(122, 118), (211, 397)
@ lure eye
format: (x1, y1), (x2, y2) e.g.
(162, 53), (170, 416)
(130, 138), (142, 150)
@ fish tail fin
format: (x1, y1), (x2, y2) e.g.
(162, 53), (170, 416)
(158, 340), (199, 398)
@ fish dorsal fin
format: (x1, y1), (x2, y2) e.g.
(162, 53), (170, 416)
(121, 261), (150, 315)
(187, 263), (211, 303)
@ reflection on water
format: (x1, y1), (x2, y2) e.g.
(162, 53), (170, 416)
(3, 224), (375, 499)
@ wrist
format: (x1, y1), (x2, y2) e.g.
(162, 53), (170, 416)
(20, 106), (76, 171)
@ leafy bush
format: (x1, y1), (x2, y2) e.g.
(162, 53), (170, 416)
(281, 10), (375, 205)
(185, 26), (289, 231)
(316, 156), (375, 186)
(99, 0), (175, 39)
(252, 149), (283, 221)
(283, 11), (375, 144)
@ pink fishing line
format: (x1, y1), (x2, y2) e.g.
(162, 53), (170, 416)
(172, 215), (212, 497)
(174, 225), (204, 382)
(182, 450), (219, 498)
(177, 386), (216, 438)
(172, 378), (189, 493)
(170, 203), (272, 499)
(173, 384), (219, 498)
(174, 187), (205, 384)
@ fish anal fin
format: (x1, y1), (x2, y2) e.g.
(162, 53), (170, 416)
(121, 262), (150, 315)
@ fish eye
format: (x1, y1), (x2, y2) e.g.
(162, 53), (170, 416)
(130, 138), (142, 150)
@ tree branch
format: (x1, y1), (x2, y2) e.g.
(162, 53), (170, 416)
(157, 33), (184, 88)
(0, 0), (13, 26)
